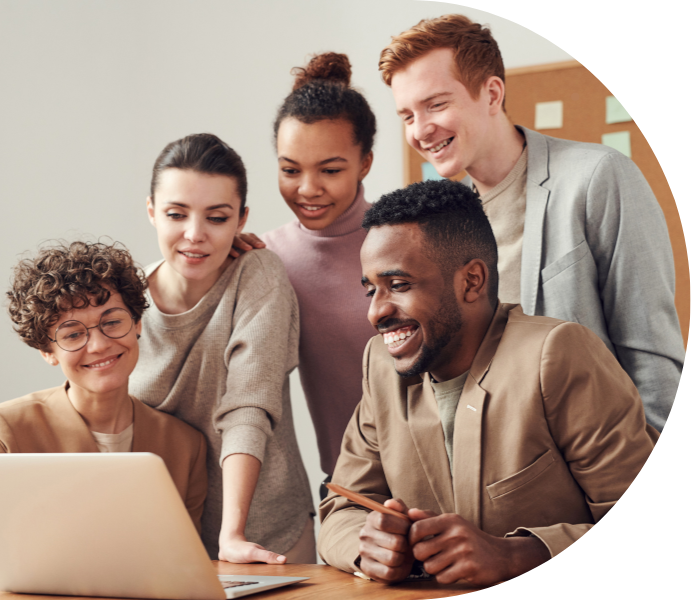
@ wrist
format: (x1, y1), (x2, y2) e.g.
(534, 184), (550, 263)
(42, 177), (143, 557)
(502, 535), (550, 580)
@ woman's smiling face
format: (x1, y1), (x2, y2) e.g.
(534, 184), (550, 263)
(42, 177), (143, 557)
(41, 291), (141, 398)
(148, 168), (248, 287)
(277, 118), (373, 230)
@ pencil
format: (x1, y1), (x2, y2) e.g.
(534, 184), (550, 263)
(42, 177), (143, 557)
(324, 483), (412, 522)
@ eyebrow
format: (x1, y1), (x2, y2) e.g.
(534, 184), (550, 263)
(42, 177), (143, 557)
(278, 156), (348, 165)
(163, 201), (234, 211)
(361, 269), (413, 286)
(396, 92), (453, 116)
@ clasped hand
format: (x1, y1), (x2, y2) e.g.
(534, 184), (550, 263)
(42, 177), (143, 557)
(358, 499), (548, 585)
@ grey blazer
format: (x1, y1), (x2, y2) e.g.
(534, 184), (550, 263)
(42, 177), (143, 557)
(464, 127), (684, 431)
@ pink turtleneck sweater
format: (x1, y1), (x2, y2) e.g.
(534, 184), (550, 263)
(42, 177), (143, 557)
(261, 186), (376, 476)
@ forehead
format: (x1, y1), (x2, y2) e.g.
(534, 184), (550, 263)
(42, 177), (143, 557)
(277, 118), (361, 160)
(56, 290), (127, 327)
(391, 48), (463, 104)
(361, 223), (437, 277)
(155, 168), (241, 209)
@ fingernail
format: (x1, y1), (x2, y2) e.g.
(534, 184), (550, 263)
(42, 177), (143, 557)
(277, 555), (286, 562)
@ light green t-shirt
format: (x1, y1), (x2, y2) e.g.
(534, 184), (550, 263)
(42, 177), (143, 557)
(430, 370), (470, 474)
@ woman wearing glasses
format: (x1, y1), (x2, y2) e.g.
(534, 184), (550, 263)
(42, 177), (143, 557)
(1, 241), (208, 532)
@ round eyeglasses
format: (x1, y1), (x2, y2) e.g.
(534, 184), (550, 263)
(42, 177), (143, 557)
(49, 307), (135, 352)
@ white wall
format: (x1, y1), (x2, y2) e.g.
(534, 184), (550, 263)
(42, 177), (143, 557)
(0, 0), (571, 528)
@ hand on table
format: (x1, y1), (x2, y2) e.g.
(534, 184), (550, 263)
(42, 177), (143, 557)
(230, 232), (266, 259)
(218, 534), (286, 564)
(358, 498), (414, 584)
(407, 509), (550, 585)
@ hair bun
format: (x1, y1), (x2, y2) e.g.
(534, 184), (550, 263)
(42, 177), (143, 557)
(291, 52), (352, 91)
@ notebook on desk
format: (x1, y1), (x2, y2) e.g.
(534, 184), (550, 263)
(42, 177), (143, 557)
(0, 453), (307, 599)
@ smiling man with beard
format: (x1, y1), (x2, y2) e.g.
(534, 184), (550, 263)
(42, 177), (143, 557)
(318, 179), (657, 587)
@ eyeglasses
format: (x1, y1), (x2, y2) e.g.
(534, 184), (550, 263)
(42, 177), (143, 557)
(49, 308), (135, 352)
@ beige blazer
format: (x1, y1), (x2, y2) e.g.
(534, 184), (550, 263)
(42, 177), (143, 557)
(318, 304), (658, 573)
(0, 383), (208, 533)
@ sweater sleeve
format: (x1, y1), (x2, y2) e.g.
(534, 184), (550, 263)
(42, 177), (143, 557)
(213, 251), (300, 465)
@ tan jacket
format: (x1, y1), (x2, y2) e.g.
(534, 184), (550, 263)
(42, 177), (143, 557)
(0, 383), (208, 533)
(319, 304), (658, 573)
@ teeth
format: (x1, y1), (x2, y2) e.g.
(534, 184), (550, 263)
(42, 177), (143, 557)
(383, 328), (414, 345)
(87, 357), (117, 368)
(302, 206), (325, 211)
(429, 138), (452, 153)
(182, 252), (205, 258)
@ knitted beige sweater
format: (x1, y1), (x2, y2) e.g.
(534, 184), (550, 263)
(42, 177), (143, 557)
(129, 250), (314, 558)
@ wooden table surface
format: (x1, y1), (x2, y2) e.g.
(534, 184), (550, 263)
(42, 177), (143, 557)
(0, 562), (487, 600)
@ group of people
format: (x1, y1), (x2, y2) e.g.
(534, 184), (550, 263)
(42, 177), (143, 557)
(0, 14), (684, 586)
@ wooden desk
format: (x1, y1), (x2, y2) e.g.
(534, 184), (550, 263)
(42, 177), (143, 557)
(0, 562), (487, 600)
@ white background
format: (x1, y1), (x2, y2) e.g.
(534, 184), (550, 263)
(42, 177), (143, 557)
(0, 0), (572, 531)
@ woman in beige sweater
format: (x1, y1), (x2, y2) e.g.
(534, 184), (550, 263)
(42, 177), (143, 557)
(2, 241), (207, 532)
(129, 133), (315, 564)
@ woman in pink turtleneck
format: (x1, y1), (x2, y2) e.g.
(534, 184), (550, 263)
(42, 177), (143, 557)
(235, 53), (378, 494)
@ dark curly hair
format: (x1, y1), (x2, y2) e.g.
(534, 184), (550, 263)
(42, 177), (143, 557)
(362, 179), (499, 306)
(273, 52), (377, 156)
(150, 133), (247, 215)
(7, 241), (149, 351)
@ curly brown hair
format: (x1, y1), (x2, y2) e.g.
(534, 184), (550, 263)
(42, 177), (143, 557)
(7, 241), (149, 351)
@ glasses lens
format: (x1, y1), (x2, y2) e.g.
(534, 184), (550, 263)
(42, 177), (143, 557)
(99, 308), (133, 339)
(56, 322), (88, 351)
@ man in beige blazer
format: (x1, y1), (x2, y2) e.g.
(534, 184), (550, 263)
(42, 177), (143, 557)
(318, 179), (657, 586)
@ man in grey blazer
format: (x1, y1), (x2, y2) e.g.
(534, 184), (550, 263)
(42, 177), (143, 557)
(378, 14), (684, 431)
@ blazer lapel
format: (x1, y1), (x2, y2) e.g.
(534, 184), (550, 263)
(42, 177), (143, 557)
(452, 305), (509, 528)
(407, 379), (455, 515)
(46, 383), (100, 452)
(520, 127), (551, 315)
(131, 397), (156, 453)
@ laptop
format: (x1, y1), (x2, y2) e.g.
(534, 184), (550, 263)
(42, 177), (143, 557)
(0, 453), (308, 599)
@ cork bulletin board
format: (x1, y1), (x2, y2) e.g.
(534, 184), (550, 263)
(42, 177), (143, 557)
(403, 61), (689, 346)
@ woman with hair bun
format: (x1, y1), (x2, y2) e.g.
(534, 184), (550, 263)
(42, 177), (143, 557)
(235, 53), (378, 498)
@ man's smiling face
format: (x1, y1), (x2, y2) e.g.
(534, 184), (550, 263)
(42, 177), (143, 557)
(361, 222), (464, 379)
(391, 48), (493, 179)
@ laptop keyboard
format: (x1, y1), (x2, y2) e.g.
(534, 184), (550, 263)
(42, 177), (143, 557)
(220, 581), (259, 589)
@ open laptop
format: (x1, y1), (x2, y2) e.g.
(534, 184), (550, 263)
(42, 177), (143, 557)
(0, 453), (307, 599)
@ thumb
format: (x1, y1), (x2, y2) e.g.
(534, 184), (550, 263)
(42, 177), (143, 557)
(385, 497), (409, 513)
(407, 507), (438, 521)
(250, 545), (287, 565)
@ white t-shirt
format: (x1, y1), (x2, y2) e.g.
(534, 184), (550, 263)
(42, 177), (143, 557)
(91, 423), (134, 453)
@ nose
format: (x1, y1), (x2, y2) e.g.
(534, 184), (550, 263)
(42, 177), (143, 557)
(298, 173), (323, 199)
(367, 289), (395, 328)
(184, 217), (206, 243)
(85, 327), (112, 354)
(412, 113), (436, 143)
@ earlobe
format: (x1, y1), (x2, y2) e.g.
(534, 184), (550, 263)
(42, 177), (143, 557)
(359, 151), (374, 181)
(147, 197), (156, 226)
(236, 207), (249, 235)
(40, 350), (58, 367)
(485, 76), (505, 114)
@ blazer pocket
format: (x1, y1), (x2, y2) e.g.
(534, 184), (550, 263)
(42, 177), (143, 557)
(540, 241), (591, 284)
(486, 450), (555, 500)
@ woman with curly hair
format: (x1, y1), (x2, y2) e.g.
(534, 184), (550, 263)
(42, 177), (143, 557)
(2, 240), (207, 532)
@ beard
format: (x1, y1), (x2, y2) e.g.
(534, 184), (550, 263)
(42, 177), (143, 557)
(396, 288), (463, 378)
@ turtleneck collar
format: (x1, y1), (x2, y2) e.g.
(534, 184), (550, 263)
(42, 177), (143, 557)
(298, 184), (371, 238)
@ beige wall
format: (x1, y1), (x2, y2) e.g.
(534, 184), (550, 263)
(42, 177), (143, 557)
(0, 0), (571, 503)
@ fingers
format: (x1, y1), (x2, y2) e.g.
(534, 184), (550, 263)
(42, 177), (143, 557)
(366, 510), (411, 536)
(385, 497), (409, 513)
(407, 507), (437, 522)
(240, 233), (265, 248)
(408, 513), (445, 546)
(253, 547), (287, 565)
(218, 540), (287, 564)
(359, 555), (414, 584)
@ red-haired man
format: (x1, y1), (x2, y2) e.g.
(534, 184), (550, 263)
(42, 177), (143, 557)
(379, 14), (683, 433)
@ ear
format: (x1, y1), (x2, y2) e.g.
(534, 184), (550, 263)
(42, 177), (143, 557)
(40, 350), (59, 367)
(458, 259), (489, 304)
(483, 76), (506, 115)
(147, 197), (156, 226)
(359, 151), (374, 181)
(236, 206), (249, 235)
(135, 319), (142, 338)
